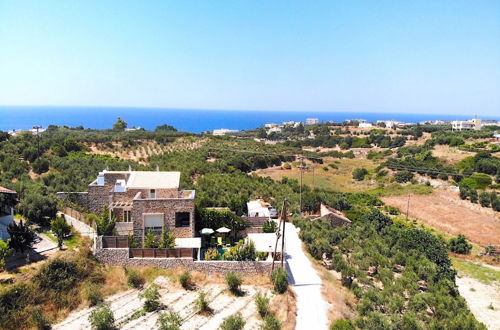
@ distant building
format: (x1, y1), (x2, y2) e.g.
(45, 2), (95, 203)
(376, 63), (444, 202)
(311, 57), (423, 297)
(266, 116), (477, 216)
(213, 128), (239, 136)
(482, 120), (500, 127)
(376, 120), (400, 129)
(267, 127), (282, 134)
(264, 123), (279, 129)
(0, 186), (17, 241)
(8, 127), (46, 136)
(452, 118), (481, 131)
(306, 118), (319, 125)
(356, 119), (373, 128)
(247, 199), (271, 218)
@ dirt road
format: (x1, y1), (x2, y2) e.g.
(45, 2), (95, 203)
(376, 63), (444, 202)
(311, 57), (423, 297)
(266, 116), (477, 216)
(285, 223), (330, 330)
(383, 190), (500, 245)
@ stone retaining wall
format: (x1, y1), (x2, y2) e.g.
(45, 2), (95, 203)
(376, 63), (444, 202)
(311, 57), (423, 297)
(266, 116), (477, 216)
(94, 247), (274, 275)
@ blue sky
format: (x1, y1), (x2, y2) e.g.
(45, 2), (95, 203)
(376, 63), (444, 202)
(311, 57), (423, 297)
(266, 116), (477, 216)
(0, 1), (499, 115)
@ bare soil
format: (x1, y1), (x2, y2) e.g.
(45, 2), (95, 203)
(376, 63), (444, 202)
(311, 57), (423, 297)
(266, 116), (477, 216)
(54, 276), (295, 330)
(456, 276), (500, 329)
(382, 190), (500, 246)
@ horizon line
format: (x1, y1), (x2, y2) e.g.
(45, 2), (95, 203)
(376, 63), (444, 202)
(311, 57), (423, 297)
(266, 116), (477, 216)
(0, 104), (495, 117)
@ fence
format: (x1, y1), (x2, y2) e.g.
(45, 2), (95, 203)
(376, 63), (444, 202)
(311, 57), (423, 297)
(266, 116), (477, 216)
(130, 248), (194, 258)
(101, 236), (194, 258)
(102, 236), (129, 248)
(61, 206), (85, 222)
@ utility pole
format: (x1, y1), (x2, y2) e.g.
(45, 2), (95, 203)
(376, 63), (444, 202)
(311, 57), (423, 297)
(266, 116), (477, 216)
(406, 193), (411, 220)
(280, 199), (287, 268)
(272, 199), (288, 272)
(299, 156), (304, 215)
(33, 125), (42, 157)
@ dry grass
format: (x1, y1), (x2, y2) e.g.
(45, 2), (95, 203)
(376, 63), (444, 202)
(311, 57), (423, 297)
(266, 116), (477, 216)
(254, 157), (380, 193)
(269, 289), (297, 330)
(100, 266), (128, 297)
(383, 189), (500, 246)
(306, 251), (356, 324)
(432, 144), (474, 165)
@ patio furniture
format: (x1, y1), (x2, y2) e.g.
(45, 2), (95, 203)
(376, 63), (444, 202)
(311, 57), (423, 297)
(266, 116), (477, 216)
(200, 228), (215, 235)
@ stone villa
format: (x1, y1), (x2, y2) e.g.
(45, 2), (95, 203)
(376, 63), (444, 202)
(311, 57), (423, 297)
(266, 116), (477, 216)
(63, 170), (196, 243)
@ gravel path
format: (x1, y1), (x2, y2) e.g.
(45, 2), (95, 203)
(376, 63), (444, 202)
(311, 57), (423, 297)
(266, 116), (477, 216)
(285, 223), (330, 330)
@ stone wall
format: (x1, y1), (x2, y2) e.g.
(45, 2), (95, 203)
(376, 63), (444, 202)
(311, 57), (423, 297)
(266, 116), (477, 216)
(132, 198), (195, 241)
(94, 237), (273, 275)
(94, 247), (273, 275)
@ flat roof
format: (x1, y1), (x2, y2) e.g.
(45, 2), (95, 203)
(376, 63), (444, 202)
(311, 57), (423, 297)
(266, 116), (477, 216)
(247, 233), (283, 252)
(125, 171), (180, 189)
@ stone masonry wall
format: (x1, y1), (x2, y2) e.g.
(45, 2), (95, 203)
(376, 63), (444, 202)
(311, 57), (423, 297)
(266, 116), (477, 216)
(132, 198), (195, 241)
(94, 247), (273, 275)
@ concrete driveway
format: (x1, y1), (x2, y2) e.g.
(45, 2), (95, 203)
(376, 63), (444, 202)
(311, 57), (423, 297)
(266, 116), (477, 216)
(284, 222), (329, 330)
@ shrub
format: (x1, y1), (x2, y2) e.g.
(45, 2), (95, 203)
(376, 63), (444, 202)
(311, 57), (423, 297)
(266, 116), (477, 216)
(394, 171), (414, 183)
(330, 319), (355, 330)
(224, 240), (257, 261)
(159, 227), (175, 248)
(270, 268), (288, 294)
(179, 270), (191, 289)
(263, 220), (278, 233)
(125, 268), (145, 288)
(157, 311), (182, 330)
(34, 258), (83, 292)
(143, 229), (159, 248)
(89, 304), (114, 330)
(469, 189), (478, 203)
(0, 238), (12, 270)
(140, 284), (161, 312)
(85, 282), (104, 306)
(352, 168), (368, 181)
(51, 216), (72, 249)
(30, 307), (50, 330)
(255, 292), (270, 317)
(448, 234), (472, 254)
(225, 271), (242, 295)
(204, 247), (220, 260)
(283, 163), (292, 170)
(32, 157), (50, 174)
(220, 313), (245, 330)
(261, 315), (282, 330)
(360, 208), (392, 232)
(479, 192), (491, 207)
(195, 291), (210, 314)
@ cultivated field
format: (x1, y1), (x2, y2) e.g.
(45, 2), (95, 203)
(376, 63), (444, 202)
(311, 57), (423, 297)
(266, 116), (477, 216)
(382, 190), (500, 246)
(54, 276), (294, 330)
(86, 137), (207, 164)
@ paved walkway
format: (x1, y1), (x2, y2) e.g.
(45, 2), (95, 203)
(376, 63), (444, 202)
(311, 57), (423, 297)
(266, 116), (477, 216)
(284, 222), (329, 330)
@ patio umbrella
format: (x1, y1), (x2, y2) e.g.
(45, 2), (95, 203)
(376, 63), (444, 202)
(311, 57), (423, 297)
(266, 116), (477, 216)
(200, 228), (214, 235)
(216, 227), (231, 233)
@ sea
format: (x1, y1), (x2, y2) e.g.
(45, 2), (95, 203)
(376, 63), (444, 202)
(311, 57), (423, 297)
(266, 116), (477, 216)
(0, 106), (499, 133)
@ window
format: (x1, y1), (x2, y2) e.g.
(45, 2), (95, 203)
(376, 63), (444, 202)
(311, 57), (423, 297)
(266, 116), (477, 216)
(175, 212), (190, 227)
(144, 214), (163, 234)
(150, 189), (156, 199)
(124, 210), (131, 222)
